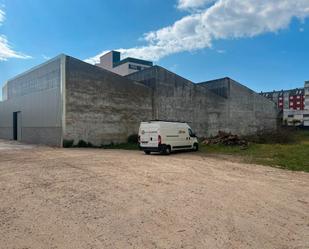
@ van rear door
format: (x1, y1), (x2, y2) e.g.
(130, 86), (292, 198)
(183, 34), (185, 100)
(139, 123), (159, 148)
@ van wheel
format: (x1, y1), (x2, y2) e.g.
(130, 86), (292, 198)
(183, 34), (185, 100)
(164, 146), (171, 155)
(144, 151), (151, 155)
(193, 143), (199, 152)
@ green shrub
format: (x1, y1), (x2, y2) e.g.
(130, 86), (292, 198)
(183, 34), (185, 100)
(63, 139), (74, 148)
(77, 140), (89, 147)
(100, 141), (113, 148)
(87, 142), (94, 147)
(127, 134), (139, 144)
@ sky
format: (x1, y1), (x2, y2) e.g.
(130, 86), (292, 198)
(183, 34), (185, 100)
(0, 0), (309, 99)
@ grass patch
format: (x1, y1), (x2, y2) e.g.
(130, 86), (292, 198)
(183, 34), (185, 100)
(200, 129), (309, 172)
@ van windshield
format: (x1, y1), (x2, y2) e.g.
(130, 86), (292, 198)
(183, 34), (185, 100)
(188, 128), (195, 137)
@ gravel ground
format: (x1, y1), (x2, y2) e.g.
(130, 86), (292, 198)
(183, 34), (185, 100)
(0, 140), (308, 249)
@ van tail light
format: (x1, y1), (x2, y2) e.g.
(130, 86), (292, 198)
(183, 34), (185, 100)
(138, 135), (140, 143)
(158, 135), (162, 145)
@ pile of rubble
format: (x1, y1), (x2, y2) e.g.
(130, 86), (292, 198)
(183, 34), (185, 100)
(202, 131), (248, 146)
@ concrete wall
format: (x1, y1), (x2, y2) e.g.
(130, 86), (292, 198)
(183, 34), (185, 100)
(97, 51), (114, 70)
(110, 62), (151, 76)
(64, 56), (153, 146)
(127, 66), (230, 137)
(0, 56), (63, 146)
(107, 62), (132, 76)
(0, 53), (278, 147)
(128, 68), (278, 137)
(200, 78), (278, 135)
(226, 79), (278, 135)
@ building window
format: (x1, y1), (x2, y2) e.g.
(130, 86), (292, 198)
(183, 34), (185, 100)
(129, 64), (142, 71)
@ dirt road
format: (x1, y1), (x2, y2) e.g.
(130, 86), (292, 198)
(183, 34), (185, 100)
(0, 140), (308, 249)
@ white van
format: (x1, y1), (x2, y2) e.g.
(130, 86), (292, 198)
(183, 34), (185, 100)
(138, 121), (199, 155)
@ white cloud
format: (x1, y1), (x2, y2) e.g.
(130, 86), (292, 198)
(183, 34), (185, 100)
(84, 50), (109, 64)
(216, 49), (226, 54)
(42, 54), (51, 60)
(177, 0), (215, 10)
(87, 0), (309, 64)
(0, 9), (31, 61)
(0, 35), (31, 61)
(0, 8), (5, 24)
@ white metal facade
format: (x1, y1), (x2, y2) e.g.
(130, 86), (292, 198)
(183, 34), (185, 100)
(0, 55), (65, 146)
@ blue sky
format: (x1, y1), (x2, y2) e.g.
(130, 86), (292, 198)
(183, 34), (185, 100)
(0, 0), (309, 99)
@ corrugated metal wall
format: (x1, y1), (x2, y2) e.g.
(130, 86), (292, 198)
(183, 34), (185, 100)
(0, 56), (63, 146)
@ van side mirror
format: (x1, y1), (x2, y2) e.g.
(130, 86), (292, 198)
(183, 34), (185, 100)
(188, 128), (196, 138)
(191, 133), (196, 137)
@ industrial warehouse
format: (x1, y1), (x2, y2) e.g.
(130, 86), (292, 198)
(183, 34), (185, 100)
(0, 51), (278, 147)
